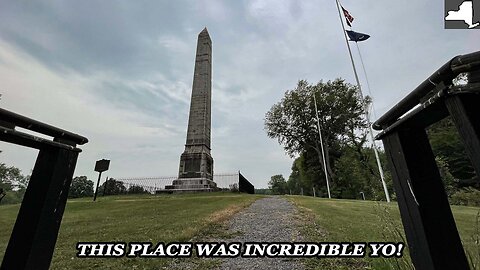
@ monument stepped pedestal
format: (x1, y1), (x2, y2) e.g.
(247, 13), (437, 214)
(165, 178), (217, 192)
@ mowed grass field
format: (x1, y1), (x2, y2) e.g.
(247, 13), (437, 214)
(1, 193), (480, 269)
(288, 196), (480, 269)
(0, 192), (262, 270)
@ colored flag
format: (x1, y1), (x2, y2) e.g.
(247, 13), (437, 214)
(341, 6), (354, 27)
(346, 30), (370, 42)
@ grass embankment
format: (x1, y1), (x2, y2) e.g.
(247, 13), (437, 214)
(0, 192), (261, 269)
(288, 196), (480, 270)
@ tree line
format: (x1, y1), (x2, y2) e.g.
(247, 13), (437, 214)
(67, 177), (151, 198)
(264, 78), (479, 204)
(0, 160), (149, 204)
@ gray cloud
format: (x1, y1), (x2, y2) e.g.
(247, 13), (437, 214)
(0, 0), (478, 188)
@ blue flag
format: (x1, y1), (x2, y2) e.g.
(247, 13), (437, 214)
(346, 30), (370, 42)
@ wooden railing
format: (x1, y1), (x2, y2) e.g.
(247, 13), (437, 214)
(373, 51), (480, 270)
(0, 108), (88, 270)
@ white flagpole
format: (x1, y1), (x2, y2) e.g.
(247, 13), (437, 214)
(354, 42), (391, 203)
(313, 94), (331, 199)
(354, 42), (376, 119)
(335, 0), (391, 202)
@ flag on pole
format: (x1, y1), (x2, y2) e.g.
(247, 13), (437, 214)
(346, 30), (370, 42)
(341, 6), (354, 27)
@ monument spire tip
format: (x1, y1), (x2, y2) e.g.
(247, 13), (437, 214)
(200, 27), (209, 35)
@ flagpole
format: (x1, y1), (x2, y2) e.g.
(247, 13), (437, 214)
(354, 41), (376, 119)
(313, 94), (331, 199)
(335, 0), (391, 202)
(354, 41), (390, 202)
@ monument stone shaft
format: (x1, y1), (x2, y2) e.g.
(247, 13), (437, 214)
(170, 28), (216, 191)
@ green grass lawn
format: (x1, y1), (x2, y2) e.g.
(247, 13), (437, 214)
(2, 194), (479, 270)
(0, 192), (261, 270)
(288, 195), (480, 270)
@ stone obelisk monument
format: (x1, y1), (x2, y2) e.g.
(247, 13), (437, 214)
(167, 28), (217, 191)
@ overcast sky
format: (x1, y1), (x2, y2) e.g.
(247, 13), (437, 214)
(0, 0), (478, 188)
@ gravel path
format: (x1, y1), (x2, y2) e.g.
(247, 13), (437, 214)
(215, 196), (305, 270)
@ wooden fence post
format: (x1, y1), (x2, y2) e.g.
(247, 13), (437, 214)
(382, 128), (468, 270)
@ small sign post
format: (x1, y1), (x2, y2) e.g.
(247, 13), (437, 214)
(93, 159), (110, 201)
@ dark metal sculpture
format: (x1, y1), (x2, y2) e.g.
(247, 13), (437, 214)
(239, 172), (255, 194)
(0, 108), (88, 270)
(373, 51), (480, 270)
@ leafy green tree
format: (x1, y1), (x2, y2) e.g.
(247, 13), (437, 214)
(265, 79), (367, 182)
(127, 185), (148, 194)
(101, 178), (127, 195)
(0, 163), (27, 191)
(0, 162), (29, 204)
(287, 159), (302, 195)
(0, 164), (14, 192)
(333, 147), (367, 199)
(266, 79), (376, 198)
(268, 175), (287, 195)
(266, 79), (397, 200)
(435, 156), (458, 196)
(287, 152), (325, 196)
(68, 176), (94, 198)
(333, 146), (393, 200)
(428, 117), (475, 181)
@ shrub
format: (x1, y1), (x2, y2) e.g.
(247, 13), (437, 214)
(450, 188), (480, 207)
(229, 183), (239, 192)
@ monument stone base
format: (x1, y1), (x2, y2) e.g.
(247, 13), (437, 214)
(164, 178), (218, 193)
